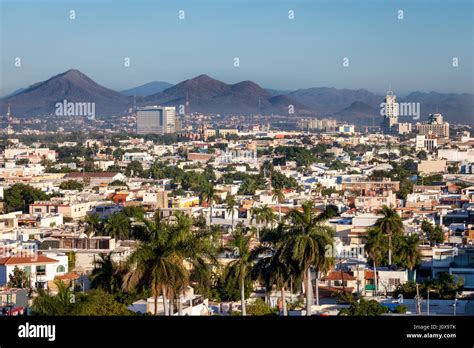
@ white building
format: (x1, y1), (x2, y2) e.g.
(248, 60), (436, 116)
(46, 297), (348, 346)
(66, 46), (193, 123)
(136, 106), (177, 135)
(0, 253), (68, 289)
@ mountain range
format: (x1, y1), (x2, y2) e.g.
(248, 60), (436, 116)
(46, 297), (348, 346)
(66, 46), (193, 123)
(1, 69), (473, 125)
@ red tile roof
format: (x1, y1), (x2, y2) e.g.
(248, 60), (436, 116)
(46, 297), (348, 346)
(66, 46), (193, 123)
(323, 271), (356, 281)
(0, 255), (59, 265)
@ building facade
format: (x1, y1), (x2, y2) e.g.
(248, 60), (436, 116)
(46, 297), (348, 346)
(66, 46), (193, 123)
(136, 106), (177, 135)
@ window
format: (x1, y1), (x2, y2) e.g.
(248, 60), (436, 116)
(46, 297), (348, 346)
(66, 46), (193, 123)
(56, 265), (65, 273)
(388, 278), (400, 286)
(23, 266), (31, 275)
(36, 265), (46, 276)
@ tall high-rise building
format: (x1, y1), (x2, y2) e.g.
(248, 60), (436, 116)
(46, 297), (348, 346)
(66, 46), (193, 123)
(136, 106), (176, 135)
(381, 90), (399, 134)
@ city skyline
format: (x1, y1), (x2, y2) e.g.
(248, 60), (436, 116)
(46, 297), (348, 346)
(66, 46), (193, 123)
(1, 0), (473, 96)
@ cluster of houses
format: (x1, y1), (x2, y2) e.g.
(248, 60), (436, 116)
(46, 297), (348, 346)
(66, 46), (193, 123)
(0, 125), (473, 315)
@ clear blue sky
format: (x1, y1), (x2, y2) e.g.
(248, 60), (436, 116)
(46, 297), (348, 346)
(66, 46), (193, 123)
(0, 0), (473, 96)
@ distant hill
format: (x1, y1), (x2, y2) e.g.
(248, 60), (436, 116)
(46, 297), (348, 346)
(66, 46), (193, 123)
(286, 87), (382, 114)
(121, 81), (173, 96)
(1, 69), (472, 124)
(0, 69), (131, 117)
(142, 74), (312, 115)
(332, 101), (380, 126)
(399, 92), (474, 124)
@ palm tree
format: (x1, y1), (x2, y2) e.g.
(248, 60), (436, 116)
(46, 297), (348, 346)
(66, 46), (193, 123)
(399, 234), (421, 282)
(250, 206), (264, 239)
(272, 189), (285, 222)
(200, 183), (218, 226)
(260, 205), (276, 230)
(225, 228), (257, 316)
(90, 253), (123, 294)
(104, 212), (131, 240)
(123, 212), (215, 315)
(365, 226), (386, 296)
(376, 206), (404, 266)
(225, 194), (238, 232)
(253, 245), (295, 316)
(32, 280), (74, 315)
(84, 213), (102, 237)
(280, 201), (335, 315)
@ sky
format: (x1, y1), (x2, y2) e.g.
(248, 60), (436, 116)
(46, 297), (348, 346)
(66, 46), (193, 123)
(0, 0), (473, 96)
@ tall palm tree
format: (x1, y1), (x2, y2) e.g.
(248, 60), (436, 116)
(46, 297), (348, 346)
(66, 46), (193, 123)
(225, 194), (238, 232)
(90, 253), (123, 294)
(250, 206), (264, 239)
(260, 205), (276, 230)
(104, 212), (131, 240)
(365, 226), (386, 296)
(253, 245), (295, 316)
(200, 183), (218, 226)
(272, 189), (285, 222)
(280, 201), (335, 315)
(123, 212), (215, 316)
(399, 234), (421, 282)
(225, 228), (257, 316)
(376, 206), (404, 266)
(84, 213), (102, 237)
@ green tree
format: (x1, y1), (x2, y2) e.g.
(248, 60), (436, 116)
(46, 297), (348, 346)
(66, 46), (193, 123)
(364, 227), (386, 295)
(83, 213), (102, 237)
(104, 213), (131, 240)
(272, 188), (285, 223)
(338, 298), (389, 316)
(280, 201), (335, 315)
(4, 183), (48, 213)
(59, 180), (84, 191)
(246, 298), (278, 316)
(31, 280), (75, 316)
(398, 234), (421, 280)
(123, 212), (215, 315)
(90, 254), (123, 294)
(225, 194), (238, 232)
(8, 266), (30, 288)
(200, 183), (218, 226)
(224, 228), (258, 316)
(375, 206), (404, 266)
(71, 289), (134, 316)
(421, 220), (445, 246)
(126, 161), (144, 177)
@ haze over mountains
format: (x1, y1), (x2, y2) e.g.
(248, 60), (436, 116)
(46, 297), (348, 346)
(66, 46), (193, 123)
(1, 69), (473, 125)
(121, 81), (173, 97)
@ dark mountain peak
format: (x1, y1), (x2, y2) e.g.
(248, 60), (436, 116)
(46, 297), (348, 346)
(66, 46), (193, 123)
(186, 74), (222, 85)
(1, 69), (131, 117)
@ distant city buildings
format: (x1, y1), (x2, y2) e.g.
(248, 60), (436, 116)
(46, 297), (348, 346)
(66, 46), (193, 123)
(336, 124), (355, 135)
(381, 91), (399, 134)
(136, 106), (179, 135)
(299, 118), (337, 131)
(416, 113), (450, 139)
(381, 90), (413, 135)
